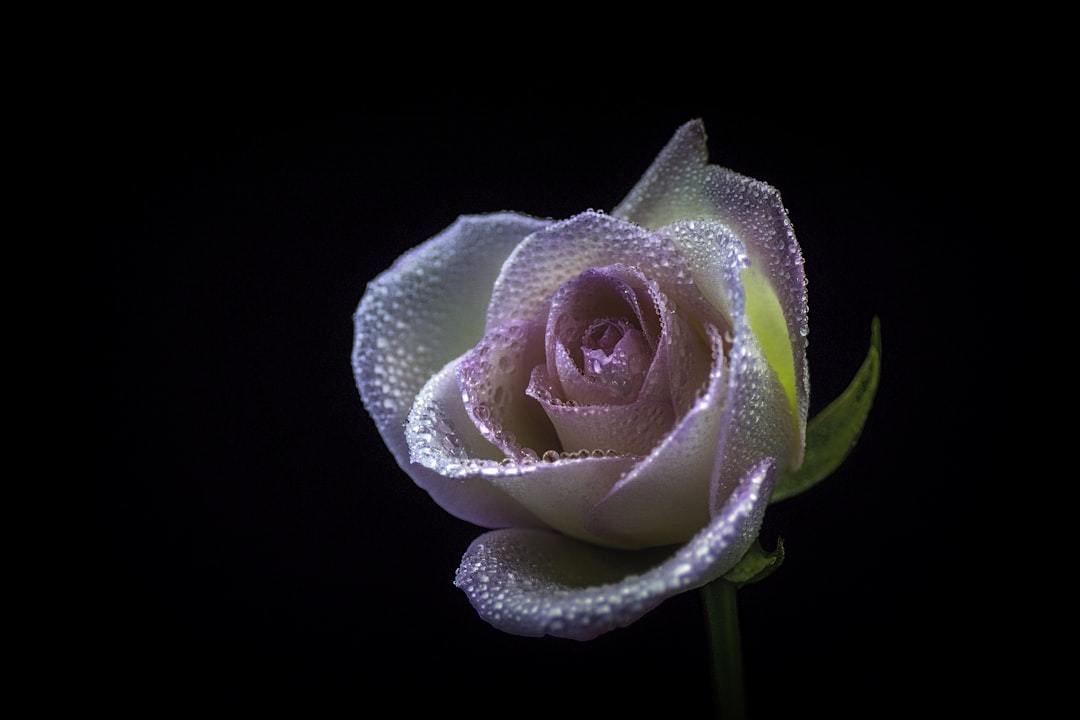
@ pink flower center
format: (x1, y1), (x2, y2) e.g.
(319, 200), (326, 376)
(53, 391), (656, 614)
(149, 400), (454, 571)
(580, 318), (650, 398)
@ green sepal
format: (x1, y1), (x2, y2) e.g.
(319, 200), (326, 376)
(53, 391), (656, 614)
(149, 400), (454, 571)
(722, 537), (785, 588)
(773, 316), (882, 503)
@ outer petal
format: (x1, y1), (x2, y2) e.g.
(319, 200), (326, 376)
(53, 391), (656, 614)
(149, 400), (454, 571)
(454, 457), (777, 640)
(662, 221), (797, 517)
(353, 213), (551, 525)
(408, 353), (640, 545)
(404, 354), (546, 529)
(612, 120), (809, 466)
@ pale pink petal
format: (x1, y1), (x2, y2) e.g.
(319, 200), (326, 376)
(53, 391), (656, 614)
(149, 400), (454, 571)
(456, 319), (557, 459)
(527, 377), (676, 459)
(454, 458), (777, 640)
(544, 265), (661, 406)
(525, 278), (710, 460)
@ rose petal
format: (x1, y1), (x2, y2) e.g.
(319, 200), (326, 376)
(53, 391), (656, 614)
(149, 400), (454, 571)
(486, 212), (729, 337)
(587, 221), (797, 546)
(707, 295), (799, 520)
(406, 355), (547, 528)
(354, 213), (551, 523)
(583, 325), (728, 547)
(544, 265), (661, 406)
(457, 319), (557, 458)
(525, 276), (709, 460)
(453, 457), (777, 640)
(527, 366), (676, 459)
(409, 353), (637, 539)
(483, 452), (638, 547)
(612, 120), (809, 465)
(663, 220), (797, 511)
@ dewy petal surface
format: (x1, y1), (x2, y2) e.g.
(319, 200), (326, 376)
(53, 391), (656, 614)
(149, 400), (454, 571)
(354, 213), (552, 526)
(663, 220), (797, 516)
(585, 219), (794, 547)
(408, 349), (637, 543)
(406, 358), (547, 528)
(612, 120), (809, 467)
(454, 457), (777, 640)
(525, 264), (706, 459)
(487, 211), (729, 338)
(582, 325), (728, 547)
(543, 265), (660, 406)
(457, 318), (557, 459)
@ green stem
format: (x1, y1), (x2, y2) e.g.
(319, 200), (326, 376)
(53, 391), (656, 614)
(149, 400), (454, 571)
(702, 578), (747, 719)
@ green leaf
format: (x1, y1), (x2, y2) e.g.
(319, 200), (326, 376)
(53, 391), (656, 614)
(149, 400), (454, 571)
(772, 316), (882, 503)
(722, 538), (785, 588)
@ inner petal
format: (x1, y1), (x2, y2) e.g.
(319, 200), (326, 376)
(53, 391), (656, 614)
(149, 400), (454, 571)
(457, 319), (558, 459)
(580, 319), (650, 399)
(546, 265), (660, 407)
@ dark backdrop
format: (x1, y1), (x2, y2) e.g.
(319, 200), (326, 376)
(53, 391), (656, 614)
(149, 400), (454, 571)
(82, 103), (981, 715)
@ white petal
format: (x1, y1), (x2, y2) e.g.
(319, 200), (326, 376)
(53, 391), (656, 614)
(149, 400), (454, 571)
(406, 355), (548, 528)
(612, 120), (809, 462)
(484, 452), (637, 547)
(409, 355), (638, 542)
(663, 221), (797, 510)
(454, 457), (777, 640)
(353, 213), (551, 484)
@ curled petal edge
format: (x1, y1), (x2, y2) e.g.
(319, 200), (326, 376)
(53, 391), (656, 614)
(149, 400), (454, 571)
(612, 120), (809, 467)
(453, 456), (777, 640)
(353, 211), (553, 484)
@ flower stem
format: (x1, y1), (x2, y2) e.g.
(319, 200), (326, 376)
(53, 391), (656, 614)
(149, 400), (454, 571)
(702, 578), (747, 719)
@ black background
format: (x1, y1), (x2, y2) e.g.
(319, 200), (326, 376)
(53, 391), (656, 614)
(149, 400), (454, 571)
(81, 100), (984, 715)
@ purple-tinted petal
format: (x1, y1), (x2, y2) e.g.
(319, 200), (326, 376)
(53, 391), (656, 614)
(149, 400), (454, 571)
(405, 356), (547, 528)
(544, 265), (660, 406)
(353, 212), (552, 486)
(528, 372), (676, 458)
(642, 274), (713, 419)
(408, 354), (637, 540)
(587, 220), (796, 546)
(454, 457), (777, 640)
(456, 319), (557, 459)
(612, 120), (809, 464)
(583, 326), (728, 547)
(486, 212), (729, 337)
(526, 277), (710, 461)
(552, 333), (642, 406)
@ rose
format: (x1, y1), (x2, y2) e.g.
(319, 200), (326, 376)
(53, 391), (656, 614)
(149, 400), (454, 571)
(352, 120), (860, 641)
(355, 120), (807, 639)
